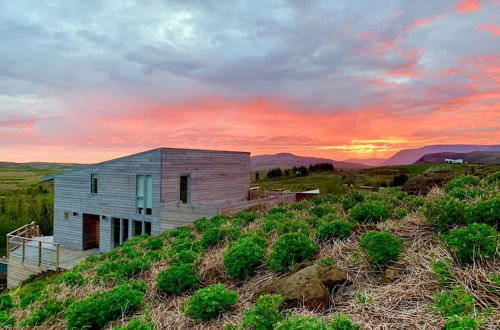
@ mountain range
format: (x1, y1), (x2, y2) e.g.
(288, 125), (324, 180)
(250, 153), (368, 170)
(415, 151), (500, 164)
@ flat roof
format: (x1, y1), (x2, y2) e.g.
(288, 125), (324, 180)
(42, 147), (250, 180)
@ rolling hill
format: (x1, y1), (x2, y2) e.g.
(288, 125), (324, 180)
(415, 151), (500, 164)
(251, 153), (368, 170)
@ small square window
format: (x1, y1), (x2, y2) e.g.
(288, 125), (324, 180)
(63, 212), (69, 220)
(73, 212), (78, 216)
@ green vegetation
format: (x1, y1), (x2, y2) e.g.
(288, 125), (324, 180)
(274, 314), (359, 330)
(359, 230), (405, 266)
(114, 316), (156, 330)
(433, 285), (475, 317)
(230, 294), (285, 330)
(156, 263), (200, 295)
(317, 221), (353, 241)
(268, 233), (318, 272)
(223, 236), (266, 280)
(181, 284), (239, 320)
(349, 200), (392, 223)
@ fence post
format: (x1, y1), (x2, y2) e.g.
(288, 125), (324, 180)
(22, 238), (26, 262)
(56, 244), (60, 267)
(6, 236), (9, 258)
(38, 241), (42, 266)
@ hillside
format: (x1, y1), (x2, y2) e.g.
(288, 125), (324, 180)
(415, 151), (500, 165)
(1, 169), (499, 329)
(251, 153), (368, 170)
(382, 144), (500, 166)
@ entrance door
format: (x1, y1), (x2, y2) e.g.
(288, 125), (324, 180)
(82, 213), (100, 250)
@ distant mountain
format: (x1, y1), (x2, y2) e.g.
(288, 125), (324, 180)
(382, 145), (500, 165)
(251, 153), (368, 170)
(415, 151), (500, 164)
(342, 158), (385, 167)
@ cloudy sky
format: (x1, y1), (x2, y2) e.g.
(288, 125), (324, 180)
(1, 0), (499, 163)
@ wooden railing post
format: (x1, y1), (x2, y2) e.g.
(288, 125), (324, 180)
(6, 236), (9, 258)
(56, 244), (60, 267)
(38, 241), (42, 266)
(22, 238), (26, 262)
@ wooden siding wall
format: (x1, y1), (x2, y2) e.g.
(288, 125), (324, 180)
(53, 149), (162, 253)
(160, 149), (250, 229)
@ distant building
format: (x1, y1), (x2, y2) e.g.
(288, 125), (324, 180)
(444, 159), (464, 164)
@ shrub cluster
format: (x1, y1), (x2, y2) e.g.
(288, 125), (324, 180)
(317, 221), (353, 242)
(423, 197), (467, 233)
(96, 257), (151, 282)
(194, 215), (228, 232)
(440, 223), (498, 265)
(466, 198), (500, 227)
(342, 191), (364, 211)
(433, 285), (475, 317)
(359, 230), (405, 266)
(114, 316), (155, 330)
(20, 299), (67, 327)
(232, 210), (258, 226)
(143, 236), (164, 250)
(201, 224), (240, 247)
(156, 263), (200, 295)
(238, 294), (285, 329)
(65, 281), (146, 329)
(444, 175), (480, 192)
(431, 259), (455, 287)
(224, 236), (266, 280)
(0, 294), (14, 327)
(349, 200), (392, 223)
(268, 233), (318, 272)
(274, 314), (359, 330)
(57, 271), (85, 287)
(182, 284), (238, 320)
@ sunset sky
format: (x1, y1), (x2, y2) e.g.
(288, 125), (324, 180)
(1, 0), (499, 163)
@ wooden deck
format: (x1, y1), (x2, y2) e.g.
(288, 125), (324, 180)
(7, 236), (98, 288)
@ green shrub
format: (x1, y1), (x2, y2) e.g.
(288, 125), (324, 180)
(433, 286), (475, 317)
(194, 215), (227, 232)
(224, 239), (265, 280)
(318, 257), (336, 266)
(330, 314), (361, 330)
(359, 230), (405, 266)
(143, 236), (164, 250)
(401, 195), (425, 212)
(447, 187), (481, 201)
(114, 316), (156, 330)
(349, 200), (392, 223)
(268, 207), (287, 215)
(309, 205), (334, 218)
(440, 223), (498, 264)
(57, 271), (85, 287)
(394, 208), (408, 219)
(342, 192), (364, 211)
(65, 281), (146, 329)
(0, 311), (15, 327)
(486, 171), (500, 184)
(262, 212), (287, 233)
(201, 225), (240, 247)
(97, 257), (151, 282)
(15, 277), (52, 308)
(268, 233), (318, 272)
(162, 226), (194, 239)
(235, 230), (267, 247)
(445, 175), (480, 192)
(145, 250), (162, 262)
(19, 290), (44, 308)
(233, 210), (259, 226)
(423, 197), (467, 232)
(431, 259), (455, 286)
(274, 315), (333, 329)
(156, 263), (200, 295)
(171, 237), (204, 254)
(0, 294), (13, 311)
(275, 219), (310, 235)
(240, 294), (284, 329)
(317, 221), (353, 242)
(169, 249), (199, 264)
(20, 299), (66, 326)
(182, 284), (238, 320)
(443, 315), (482, 330)
(466, 198), (500, 227)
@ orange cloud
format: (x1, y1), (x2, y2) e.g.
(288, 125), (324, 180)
(476, 22), (500, 35)
(454, 0), (481, 12)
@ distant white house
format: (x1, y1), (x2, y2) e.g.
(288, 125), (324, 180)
(445, 159), (464, 164)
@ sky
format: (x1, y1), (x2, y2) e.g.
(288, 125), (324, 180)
(0, 0), (499, 163)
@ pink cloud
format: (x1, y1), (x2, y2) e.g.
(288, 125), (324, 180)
(405, 15), (445, 32)
(476, 22), (500, 35)
(454, 0), (481, 12)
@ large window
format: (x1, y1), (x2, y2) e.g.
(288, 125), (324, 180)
(136, 175), (152, 215)
(91, 174), (98, 194)
(133, 220), (151, 236)
(180, 174), (190, 204)
(112, 218), (131, 248)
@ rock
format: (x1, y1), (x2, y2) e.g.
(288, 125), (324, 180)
(401, 170), (453, 195)
(350, 224), (378, 235)
(254, 263), (348, 310)
(380, 262), (406, 284)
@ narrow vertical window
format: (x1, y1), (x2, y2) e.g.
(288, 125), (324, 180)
(180, 174), (190, 204)
(136, 175), (152, 214)
(91, 174), (98, 194)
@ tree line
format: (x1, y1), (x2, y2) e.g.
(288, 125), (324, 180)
(261, 162), (335, 179)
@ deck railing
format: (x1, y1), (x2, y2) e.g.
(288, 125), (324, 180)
(6, 222), (60, 267)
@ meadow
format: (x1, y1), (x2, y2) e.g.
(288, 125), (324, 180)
(0, 162), (498, 329)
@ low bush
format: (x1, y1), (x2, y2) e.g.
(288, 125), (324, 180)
(440, 223), (498, 264)
(15, 277), (52, 308)
(143, 236), (164, 250)
(156, 263), (200, 295)
(268, 233), (318, 272)
(401, 195), (425, 212)
(182, 284), (238, 320)
(232, 210), (259, 226)
(342, 191), (364, 211)
(169, 249), (199, 264)
(443, 315), (482, 330)
(114, 316), (156, 330)
(275, 219), (310, 235)
(309, 205), (334, 218)
(171, 237), (204, 254)
(224, 238), (265, 280)
(466, 198), (500, 227)
(349, 200), (392, 223)
(0, 311), (15, 327)
(20, 299), (67, 327)
(444, 175), (480, 192)
(240, 294), (284, 329)
(57, 271), (85, 287)
(317, 221), (353, 242)
(201, 225), (240, 247)
(318, 257), (336, 266)
(447, 187), (481, 201)
(433, 285), (475, 317)
(394, 208), (408, 219)
(97, 257), (151, 282)
(0, 294), (13, 311)
(262, 212), (287, 233)
(274, 314), (358, 329)
(486, 171), (500, 185)
(65, 281), (146, 329)
(431, 259), (455, 286)
(161, 226), (194, 239)
(330, 314), (361, 329)
(194, 215), (227, 232)
(423, 197), (467, 232)
(359, 230), (405, 266)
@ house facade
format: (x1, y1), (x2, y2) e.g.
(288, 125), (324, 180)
(43, 148), (251, 253)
